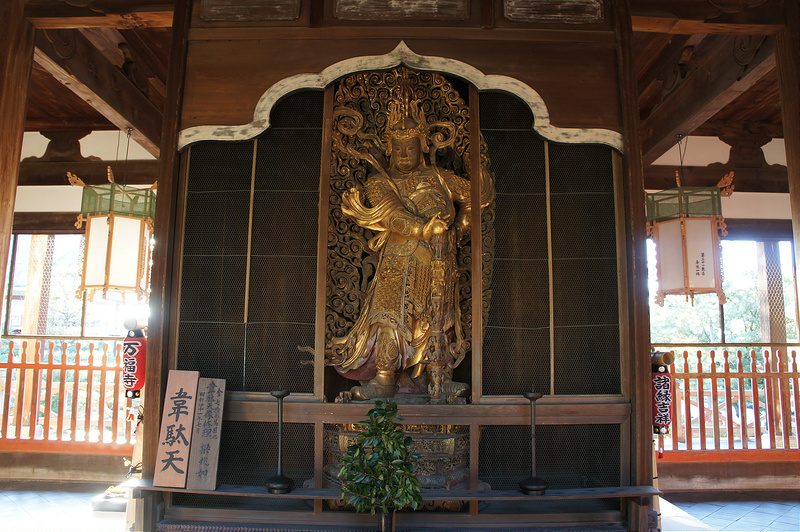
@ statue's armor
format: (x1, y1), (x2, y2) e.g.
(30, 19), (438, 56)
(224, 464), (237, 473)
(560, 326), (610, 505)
(330, 165), (469, 383)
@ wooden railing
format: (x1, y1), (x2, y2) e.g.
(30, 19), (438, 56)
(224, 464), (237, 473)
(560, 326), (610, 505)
(653, 345), (799, 461)
(0, 337), (135, 455)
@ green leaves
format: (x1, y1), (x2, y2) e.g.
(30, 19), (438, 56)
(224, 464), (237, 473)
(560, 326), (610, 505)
(338, 400), (422, 515)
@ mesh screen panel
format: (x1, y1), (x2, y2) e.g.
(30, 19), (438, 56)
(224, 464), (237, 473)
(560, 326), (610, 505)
(480, 91), (535, 130)
(481, 92), (551, 396)
(178, 90), (322, 395)
(247, 256), (317, 323)
(483, 326), (550, 396)
(550, 193), (616, 260)
(179, 256), (247, 323)
(176, 322), (245, 390)
(484, 131), (546, 195)
(493, 194), (548, 260)
(255, 129), (322, 192)
(183, 191), (250, 257)
(269, 91), (324, 129)
(479, 424), (621, 491)
(186, 141), (254, 193)
(548, 144), (614, 195)
(250, 191), (318, 257)
(171, 420), (314, 509)
(554, 325), (620, 395)
(244, 322), (314, 392)
(552, 258), (618, 327)
(548, 142), (619, 395)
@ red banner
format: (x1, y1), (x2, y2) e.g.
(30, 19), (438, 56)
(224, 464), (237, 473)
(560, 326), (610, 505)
(122, 329), (147, 398)
(652, 367), (673, 434)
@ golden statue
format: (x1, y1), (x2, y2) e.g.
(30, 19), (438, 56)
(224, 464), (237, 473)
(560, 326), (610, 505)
(325, 71), (494, 402)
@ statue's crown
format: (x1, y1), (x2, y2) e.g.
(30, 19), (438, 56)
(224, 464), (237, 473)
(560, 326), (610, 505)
(385, 74), (429, 152)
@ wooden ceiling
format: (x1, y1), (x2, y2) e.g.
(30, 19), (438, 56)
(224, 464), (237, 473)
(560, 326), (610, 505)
(19, 0), (791, 194)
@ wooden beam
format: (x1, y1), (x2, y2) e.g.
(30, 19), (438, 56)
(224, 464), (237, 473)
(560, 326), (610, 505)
(644, 165), (788, 193)
(25, 115), (115, 131)
(12, 212), (83, 234)
(630, 0), (785, 35)
(34, 28), (162, 157)
(692, 121), (784, 139)
(776, 1), (800, 270)
(641, 35), (776, 166)
(24, 1), (173, 29)
(724, 219), (794, 241)
(1, 0), (35, 298)
(18, 159), (158, 186)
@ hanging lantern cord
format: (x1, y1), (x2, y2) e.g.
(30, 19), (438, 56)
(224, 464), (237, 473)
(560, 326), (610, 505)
(675, 134), (687, 187)
(124, 127), (132, 186)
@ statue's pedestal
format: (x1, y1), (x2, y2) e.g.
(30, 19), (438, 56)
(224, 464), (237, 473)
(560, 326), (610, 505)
(322, 423), (483, 510)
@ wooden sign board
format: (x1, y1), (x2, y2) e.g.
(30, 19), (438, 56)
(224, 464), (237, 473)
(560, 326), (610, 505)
(186, 378), (226, 491)
(153, 370), (200, 488)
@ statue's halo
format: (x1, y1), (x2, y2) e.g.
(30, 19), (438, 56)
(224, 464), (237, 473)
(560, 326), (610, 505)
(178, 41), (623, 152)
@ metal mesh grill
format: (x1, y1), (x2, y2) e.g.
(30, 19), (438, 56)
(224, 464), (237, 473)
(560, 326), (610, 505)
(552, 258), (618, 327)
(269, 91), (324, 129)
(247, 256), (317, 323)
(179, 256), (247, 323)
(493, 194), (548, 260)
(171, 420), (314, 509)
(483, 325), (550, 396)
(186, 141), (254, 192)
(756, 241), (789, 343)
(554, 325), (620, 395)
(549, 142), (619, 395)
(479, 90), (535, 130)
(480, 92), (550, 396)
(244, 323), (314, 392)
(178, 89), (322, 395)
(550, 193), (616, 260)
(484, 131), (546, 195)
(176, 322), (245, 390)
(250, 191), (318, 257)
(183, 191), (250, 256)
(479, 424), (621, 491)
(548, 144), (614, 195)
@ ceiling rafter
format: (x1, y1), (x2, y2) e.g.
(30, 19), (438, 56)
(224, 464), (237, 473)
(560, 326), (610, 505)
(33, 27), (162, 157)
(24, 0), (173, 29)
(639, 34), (776, 166)
(630, 0), (786, 34)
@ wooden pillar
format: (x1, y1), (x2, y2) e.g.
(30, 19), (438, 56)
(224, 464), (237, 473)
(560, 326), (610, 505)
(614, 1), (652, 531)
(0, 0), (34, 295)
(756, 241), (787, 344)
(776, 1), (800, 269)
(141, 1), (192, 530)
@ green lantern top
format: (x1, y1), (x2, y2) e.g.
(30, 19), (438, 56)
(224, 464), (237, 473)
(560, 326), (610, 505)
(646, 186), (723, 224)
(79, 183), (156, 222)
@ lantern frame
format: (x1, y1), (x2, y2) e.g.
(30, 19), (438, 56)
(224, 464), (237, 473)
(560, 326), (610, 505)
(646, 186), (727, 305)
(75, 183), (156, 301)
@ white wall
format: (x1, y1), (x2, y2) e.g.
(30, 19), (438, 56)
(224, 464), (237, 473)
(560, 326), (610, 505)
(16, 131), (155, 212)
(652, 136), (789, 220)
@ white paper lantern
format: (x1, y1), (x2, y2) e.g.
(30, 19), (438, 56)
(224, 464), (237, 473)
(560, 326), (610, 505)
(76, 183), (155, 301)
(647, 187), (726, 305)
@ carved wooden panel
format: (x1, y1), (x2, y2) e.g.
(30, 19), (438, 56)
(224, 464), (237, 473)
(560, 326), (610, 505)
(200, 0), (300, 21)
(334, 0), (469, 20)
(504, 0), (603, 24)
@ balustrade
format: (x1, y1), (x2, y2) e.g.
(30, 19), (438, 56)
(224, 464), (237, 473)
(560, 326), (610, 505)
(654, 346), (799, 460)
(0, 337), (135, 454)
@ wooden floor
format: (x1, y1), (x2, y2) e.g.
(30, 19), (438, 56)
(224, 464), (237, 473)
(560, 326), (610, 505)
(1, 480), (797, 532)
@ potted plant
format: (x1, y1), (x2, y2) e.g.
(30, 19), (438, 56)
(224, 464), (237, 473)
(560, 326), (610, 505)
(338, 399), (423, 532)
